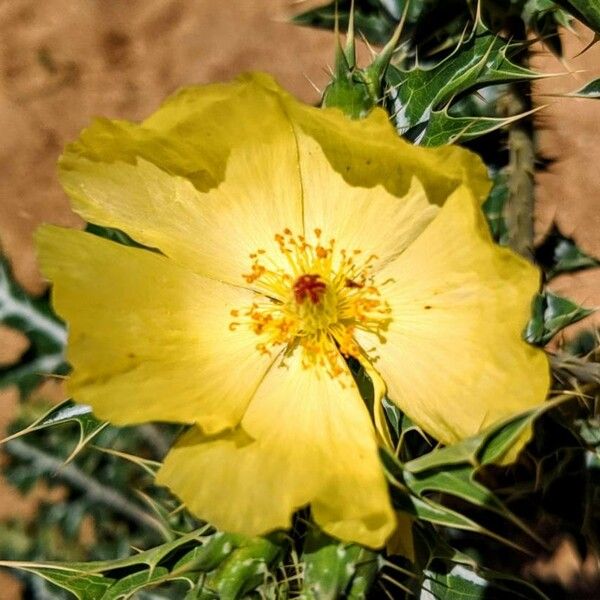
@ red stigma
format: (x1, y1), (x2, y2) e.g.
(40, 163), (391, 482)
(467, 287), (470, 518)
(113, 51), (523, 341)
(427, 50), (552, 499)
(293, 274), (327, 304)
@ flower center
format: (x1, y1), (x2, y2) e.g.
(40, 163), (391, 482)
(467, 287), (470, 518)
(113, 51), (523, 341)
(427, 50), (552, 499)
(230, 229), (391, 377)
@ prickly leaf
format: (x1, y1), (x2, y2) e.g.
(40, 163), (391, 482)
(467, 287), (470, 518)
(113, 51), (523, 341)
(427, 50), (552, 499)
(525, 291), (594, 345)
(0, 257), (67, 397)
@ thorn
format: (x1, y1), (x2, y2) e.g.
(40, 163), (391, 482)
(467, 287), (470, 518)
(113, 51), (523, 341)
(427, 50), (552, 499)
(475, 0), (483, 27)
(358, 29), (377, 59)
(324, 64), (334, 77)
(574, 33), (600, 59)
(368, 0), (411, 79)
(344, 0), (356, 69)
(303, 73), (322, 94)
(334, 0), (340, 38)
(333, 0), (351, 77)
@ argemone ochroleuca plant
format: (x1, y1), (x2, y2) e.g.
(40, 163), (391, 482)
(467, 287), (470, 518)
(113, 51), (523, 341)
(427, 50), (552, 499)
(36, 73), (549, 548)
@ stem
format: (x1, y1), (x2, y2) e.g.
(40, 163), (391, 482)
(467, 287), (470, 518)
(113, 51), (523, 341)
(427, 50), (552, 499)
(505, 123), (536, 259)
(502, 20), (536, 260)
(0, 264), (67, 346)
(5, 438), (166, 537)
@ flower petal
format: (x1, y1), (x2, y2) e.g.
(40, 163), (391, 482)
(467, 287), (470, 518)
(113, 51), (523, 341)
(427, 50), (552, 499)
(63, 72), (488, 206)
(259, 72), (490, 205)
(36, 225), (273, 432)
(358, 186), (549, 445)
(60, 75), (298, 191)
(60, 116), (216, 192)
(157, 346), (395, 548)
(299, 133), (439, 266)
(59, 153), (303, 286)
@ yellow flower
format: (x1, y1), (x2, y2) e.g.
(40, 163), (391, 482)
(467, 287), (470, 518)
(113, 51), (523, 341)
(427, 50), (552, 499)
(36, 73), (549, 548)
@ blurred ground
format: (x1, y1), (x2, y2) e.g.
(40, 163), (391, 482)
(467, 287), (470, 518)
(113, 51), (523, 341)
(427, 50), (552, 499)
(533, 28), (600, 343)
(0, 1), (599, 597)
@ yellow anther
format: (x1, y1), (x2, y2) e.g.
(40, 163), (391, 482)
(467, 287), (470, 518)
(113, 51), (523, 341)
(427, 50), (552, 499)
(230, 228), (391, 378)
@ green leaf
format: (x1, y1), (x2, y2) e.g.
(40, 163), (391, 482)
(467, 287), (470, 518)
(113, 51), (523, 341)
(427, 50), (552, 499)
(383, 454), (499, 536)
(386, 397), (573, 555)
(536, 227), (600, 278)
(0, 256), (67, 396)
(292, 0), (471, 53)
(404, 465), (505, 517)
(172, 533), (245, 574)
(403, 438), (479, 473)
(404, 395), (565, 472)
(569, 77), (600, 98)
(402, 408), (540, 474)
(381, 397), (403, 441)
(1, 400), (107, 463)
(388, 403), (575, 551)
(67, 527), (215, 573)
(101, 567), (170, 600)
(420, 559), (550, 599)
(386, 25), (542, 144)
(380, 397), (431, 461)
(390, 482), (505, 538)
(476, 411), (538, 466)
(0, 563), (115, 600)
(0, 527), (227, 599)
(404, 464), (546, 548)
(483, 171), (510, 245)
(522, 0), (565, 23)
(292, 0), (399, 46)
(522, 0), (572, 55)
(299, 527), (378, 599)
(524, 291), (594, 345)
(418, 104), (542, 146)
(205, 533), (287, 599)
(553, 0), (600, 34)
(412, 529), (550, 599)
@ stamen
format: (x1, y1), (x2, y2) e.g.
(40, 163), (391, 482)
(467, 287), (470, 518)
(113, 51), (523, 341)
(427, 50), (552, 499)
(345, 278), (364, 289)
(230, 228), (391, 378)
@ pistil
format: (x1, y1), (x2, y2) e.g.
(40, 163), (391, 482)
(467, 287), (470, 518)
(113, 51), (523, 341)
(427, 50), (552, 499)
(293, 274), (327, 304)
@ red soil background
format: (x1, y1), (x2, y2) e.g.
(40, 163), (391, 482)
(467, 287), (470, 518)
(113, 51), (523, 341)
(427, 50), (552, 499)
(0, 1), (599, 597)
